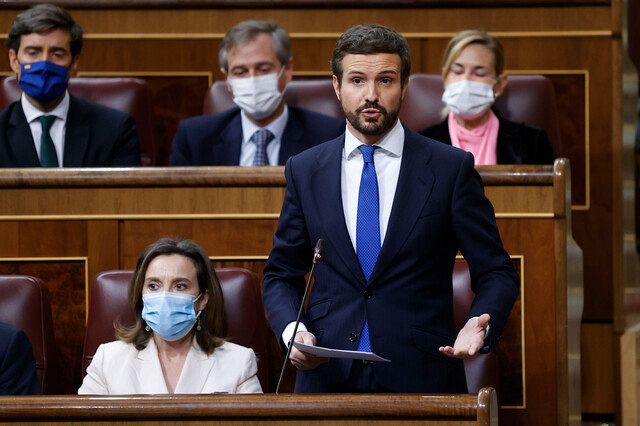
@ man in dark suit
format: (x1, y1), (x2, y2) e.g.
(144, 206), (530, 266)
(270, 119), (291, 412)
(262, 24), (519, 393)
(0, 4), (140, 167)
(170, 20), (343, 166)
(0, 322), (39, 395)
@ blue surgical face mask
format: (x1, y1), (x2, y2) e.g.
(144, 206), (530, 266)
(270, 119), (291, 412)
(18, 61), (69, 103)
(141, 292), (202, 341)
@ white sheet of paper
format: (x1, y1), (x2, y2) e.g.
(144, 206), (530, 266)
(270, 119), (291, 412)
(293, 341), (390, 362)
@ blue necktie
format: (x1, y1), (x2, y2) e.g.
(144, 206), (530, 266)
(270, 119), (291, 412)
(38, 115), (58, 167)
(356, 144), (380, 352)
(251, 129), (274, 166)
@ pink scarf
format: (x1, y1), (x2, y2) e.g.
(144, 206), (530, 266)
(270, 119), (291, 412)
(447, 111), (499, 165)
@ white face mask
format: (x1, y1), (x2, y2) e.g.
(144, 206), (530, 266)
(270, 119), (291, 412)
(441, 79), (495, 120)
(228, 67), (285, 120)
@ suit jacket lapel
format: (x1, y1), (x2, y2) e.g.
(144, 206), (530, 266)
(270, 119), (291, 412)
(7, 102), (40, 166)
(174, 342), (214, 394)
(278, 108), (303, 165)
(135, 338), (169, 394)
(370, 128), (435, 283)
(216, 113), (243, 165)
(311, 137), (366, 286)
(62, 96), (90, 167)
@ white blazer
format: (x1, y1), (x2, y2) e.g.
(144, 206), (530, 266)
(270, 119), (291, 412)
(78, 339), (262, 394)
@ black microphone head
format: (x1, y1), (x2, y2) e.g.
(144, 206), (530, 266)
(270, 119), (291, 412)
(313, 239), (324, 263)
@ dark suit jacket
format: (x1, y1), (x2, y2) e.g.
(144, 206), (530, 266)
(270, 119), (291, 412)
(170, 106), (344, 165)
(0, 96), (141, 167)
(263, 126), (519, 393)
(0, 322), (39, 395)
(420, 114), (554, 165)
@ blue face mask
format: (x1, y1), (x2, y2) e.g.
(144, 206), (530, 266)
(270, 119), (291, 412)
(18, 61), (69, 103)
(141, 292), (202, 341)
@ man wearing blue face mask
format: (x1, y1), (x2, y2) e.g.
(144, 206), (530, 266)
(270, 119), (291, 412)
(0, 4), (141, 167)
(170, 20), (344, 166)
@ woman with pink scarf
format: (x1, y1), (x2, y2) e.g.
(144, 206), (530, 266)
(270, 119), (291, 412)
(421, 30), (553, 165)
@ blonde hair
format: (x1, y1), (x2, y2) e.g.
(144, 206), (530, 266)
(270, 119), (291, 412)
(441, 30), (504, 79)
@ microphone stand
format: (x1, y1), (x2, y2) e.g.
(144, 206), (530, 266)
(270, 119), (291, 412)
(275, 239), (324, 394)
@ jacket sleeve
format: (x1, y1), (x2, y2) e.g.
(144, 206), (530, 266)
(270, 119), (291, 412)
(262, 155), (314, 342)
(78, 344), (109, 395)
(234, 349), (263, 394)
(451, 152), (520, 348)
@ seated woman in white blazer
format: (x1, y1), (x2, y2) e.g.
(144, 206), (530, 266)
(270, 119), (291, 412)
(78, 238), (262, 394)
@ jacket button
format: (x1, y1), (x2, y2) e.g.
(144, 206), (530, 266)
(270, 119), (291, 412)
(348, 333), (358, 342)
(363, 290), (372, 299)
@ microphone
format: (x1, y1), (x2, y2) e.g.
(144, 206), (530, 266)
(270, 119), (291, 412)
(275, 238), (324, 394)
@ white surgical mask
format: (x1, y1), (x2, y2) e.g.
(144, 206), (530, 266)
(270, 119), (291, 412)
(441, 79), (495, 120)
(228, 67), (285, 120)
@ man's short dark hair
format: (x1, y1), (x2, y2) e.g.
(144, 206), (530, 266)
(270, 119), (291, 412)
(5, 4), (83, 58)
(331, 24), (411, 86)
(218, 20), (291, 71)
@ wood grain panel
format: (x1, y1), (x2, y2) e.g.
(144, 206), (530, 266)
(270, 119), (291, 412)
(0, 7), (613, 33)
(119, 219), (277, 269)
(495, 258), (524, 408)
(497, 220), (559, 424)
(0, 187), (285, 216)
(0, 391), (497, 425)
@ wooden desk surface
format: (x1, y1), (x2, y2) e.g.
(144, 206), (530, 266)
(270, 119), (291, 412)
(0, 389), (497, 425)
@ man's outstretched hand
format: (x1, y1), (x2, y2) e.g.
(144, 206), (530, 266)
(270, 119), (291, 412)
(439, 313), (490, 358)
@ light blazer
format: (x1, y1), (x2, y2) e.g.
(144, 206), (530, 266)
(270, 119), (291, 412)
(0, 95), (141, 167)
(170, 106), (345, 166)
(263, 126), (519, 393)
(78, 339), (262, 394)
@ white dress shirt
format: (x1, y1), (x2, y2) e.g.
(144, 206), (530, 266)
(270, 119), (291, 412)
(283, 120), (405, 345)
(22, 91), (70, 167)
(341, 119), (404, 249)
(239, 106), (288, 166)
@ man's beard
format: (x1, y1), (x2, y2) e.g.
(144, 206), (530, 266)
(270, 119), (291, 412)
(344, 100), (400, 137)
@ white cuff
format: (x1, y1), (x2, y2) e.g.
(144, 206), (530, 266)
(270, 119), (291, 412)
(282, 321), (308, 345)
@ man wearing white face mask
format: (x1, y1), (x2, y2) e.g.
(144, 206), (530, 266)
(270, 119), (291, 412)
(170, 20), (344, 166)
(421, 30), (553, 165)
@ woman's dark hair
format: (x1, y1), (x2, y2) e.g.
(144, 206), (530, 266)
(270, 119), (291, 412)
(115, 238), (225, 354)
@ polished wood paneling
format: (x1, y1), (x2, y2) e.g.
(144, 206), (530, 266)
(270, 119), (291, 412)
(582, 323), (617, 413)
(0, 0), (614, 8)
(0, 163), (580, 425)
(0, 390), (498, 425)
(621, 321), (640, 425)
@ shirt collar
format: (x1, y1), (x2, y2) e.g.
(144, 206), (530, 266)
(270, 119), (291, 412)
(240, 105), (289, 144)
(344, 119), (404, 159)
(21, 91), (70, 123)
